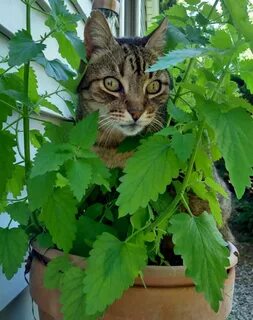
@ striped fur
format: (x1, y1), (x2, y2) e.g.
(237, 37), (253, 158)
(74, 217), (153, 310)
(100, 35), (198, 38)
(77, 11), (170, 148)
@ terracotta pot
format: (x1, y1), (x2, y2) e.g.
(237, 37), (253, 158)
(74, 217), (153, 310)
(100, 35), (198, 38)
(29, 243), (238, 320)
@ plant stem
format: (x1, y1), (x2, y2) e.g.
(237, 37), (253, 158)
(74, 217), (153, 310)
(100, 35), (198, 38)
(0, 99), (21, 114)
(0, 66), (15, 78)
(39, 29), (56, 43)
(206, 0), (219, 20)
(3, 117), (22, 131)
(148, 121), (205, 230)
(23, 2), (32, 177)
(173, 58), (196, 104)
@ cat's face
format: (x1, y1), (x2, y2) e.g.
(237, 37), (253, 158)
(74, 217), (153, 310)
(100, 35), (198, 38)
(78, 11), (170, 145)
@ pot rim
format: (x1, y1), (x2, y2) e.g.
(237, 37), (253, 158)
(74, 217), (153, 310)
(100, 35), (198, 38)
(92, 0), (120, 14)
(32, 241), (238, 287)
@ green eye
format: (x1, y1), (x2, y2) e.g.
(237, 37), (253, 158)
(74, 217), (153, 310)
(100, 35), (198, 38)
(146, 80), (161, 94)
(104, 77), (121, 92)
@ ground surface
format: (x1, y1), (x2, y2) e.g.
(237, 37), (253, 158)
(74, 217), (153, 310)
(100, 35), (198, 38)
(229, 242), (253, 320)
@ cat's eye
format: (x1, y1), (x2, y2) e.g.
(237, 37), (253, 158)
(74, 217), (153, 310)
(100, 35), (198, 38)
(146, 80), (161, 94)
(103, 77), (121, 92)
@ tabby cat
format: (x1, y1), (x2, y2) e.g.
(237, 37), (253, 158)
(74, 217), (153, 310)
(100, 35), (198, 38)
(77, 11), (234, 242)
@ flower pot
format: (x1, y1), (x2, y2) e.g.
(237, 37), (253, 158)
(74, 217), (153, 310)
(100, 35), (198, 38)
(29, 243), (238, 320)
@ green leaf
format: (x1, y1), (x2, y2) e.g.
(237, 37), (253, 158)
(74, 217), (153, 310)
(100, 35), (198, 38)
(201, 104), (253, 199)
(44, 122), (72, 144)
(44, 255), (72, 289)
(31, 143), (73, 178)
(40, 98), (63, 115)
(72, 216), (116, 256)
(117, 136), (179, 217)
(86, 157), (110, 189)
(0, 131), (15, 198)
(47, 0), (80, 32)
(148, 48), (208, 71)
(0, 95), (13, 128)
(189, 172), (223, 226)
(17, 66), (39, 104)
(210, 30), (233, 50)
(30, 129), (46, 148)
(83, 233), (147, 315)
(8, 30), (46, 66)
(36, 233), (54, 248)
(35, 53), (76, 81)
(171, 132), (195, 162)
(0, 228), (28, 279)
(65, 159), (92, 201)
(223, 0), (253, 51)
(28, 172), (56, 210)
(7, 165), (25, 197)
(6, 202), (31, 225)
(61, 267), (98, 320)
(69, 112), (98, 149)
(239, 59), (253, 94)
(168, 212), (230, 312)
(130, 207), (150, 230)
(41, 187), (77, 252)
(65, 32), (86, 62)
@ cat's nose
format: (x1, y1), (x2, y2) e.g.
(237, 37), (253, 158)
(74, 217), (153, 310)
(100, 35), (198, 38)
(129, 111), (142, 122)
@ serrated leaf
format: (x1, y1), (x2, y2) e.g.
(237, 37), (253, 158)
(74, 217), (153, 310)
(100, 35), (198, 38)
(148, 48), (208, 71)
(44, 255), (72, 289)
(72, 216), (116, 256)
(239, 59), (253, 94)
(168, 212), (230, 312)
(83, 233), (147, 315)
(0, 95), (13, 128)
(189, 172), (223, 226)
(65, 32), (86, 62)
(55, 173), (69, 188)
(28, 172), (56, 210)
(210, 30), (233, 50)
(205, 177), (228, 198)
(65, 159), (92, 201)
(223, 0), (253, 51)
(69, 112), (98, 149)
(201, 103), (253, 199)
(35, 53), (76, 81)
(40, 98), (63, 115)
(117, 136), (179, 217)
(17, 66), (39, 104)
(51, 32), (80, 69)
(7, 165), (25, 197)
(36, 233), (54, 249)
(171, 132), (195, 162)
(31, 143), (73, 178)
(0, 227), (28, 279)
(8, 30), (46, 66)
(6, 202), (31, 225)
(61, 267), (98, 320)
(41, 187), (77, 252)
(130, 208), (150, 230)
(86, 157), (110, 189)
(0, 131), (15, 198)
(44, 122), (72, 144)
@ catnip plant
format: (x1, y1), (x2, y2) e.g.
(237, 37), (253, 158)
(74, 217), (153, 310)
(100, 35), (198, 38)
(0, 0), (253, 318)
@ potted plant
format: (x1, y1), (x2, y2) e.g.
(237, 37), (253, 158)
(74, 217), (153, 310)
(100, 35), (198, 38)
(1, 0), (252, 319)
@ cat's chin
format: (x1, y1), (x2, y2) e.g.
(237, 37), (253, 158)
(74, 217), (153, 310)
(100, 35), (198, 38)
(118, 124), (144, 136)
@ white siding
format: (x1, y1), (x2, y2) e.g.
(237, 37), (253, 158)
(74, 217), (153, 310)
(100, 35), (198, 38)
(0, 1), (91, 315)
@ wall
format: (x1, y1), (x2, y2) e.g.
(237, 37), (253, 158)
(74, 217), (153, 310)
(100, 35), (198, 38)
(0, 1), (91, 317)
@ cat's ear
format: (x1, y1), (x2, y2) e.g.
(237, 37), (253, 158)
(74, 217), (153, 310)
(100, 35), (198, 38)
(145, 17), (168, 54)
(84, 10), (118, 59)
